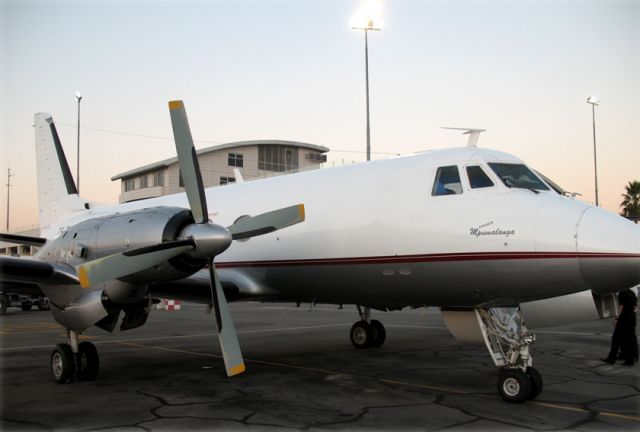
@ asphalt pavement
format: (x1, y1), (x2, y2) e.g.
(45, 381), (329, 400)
(1, 302), (638, 431)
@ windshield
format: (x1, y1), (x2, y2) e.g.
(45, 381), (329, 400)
(488, 163), (550, 191)
(534, 170), (565, 194)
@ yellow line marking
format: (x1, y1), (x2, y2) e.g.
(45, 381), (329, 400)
(168, 100), (184, 110)
(116, 341), (640, 422)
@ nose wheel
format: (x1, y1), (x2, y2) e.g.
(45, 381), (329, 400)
(50, 330), (100, 383)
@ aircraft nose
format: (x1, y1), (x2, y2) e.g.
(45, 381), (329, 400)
(577, 207), (640, 294)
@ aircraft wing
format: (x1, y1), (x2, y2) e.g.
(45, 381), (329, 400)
(149, 268), (282, 303)
(0, 256), (79, 287)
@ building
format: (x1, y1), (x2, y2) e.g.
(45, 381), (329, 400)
(112, 140), (329, 203)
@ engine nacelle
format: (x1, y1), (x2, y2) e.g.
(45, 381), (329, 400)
(56, 206), (205, 284)
(42, 206), (207, 308)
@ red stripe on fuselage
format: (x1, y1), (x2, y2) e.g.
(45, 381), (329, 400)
(215, 252), (639, 269)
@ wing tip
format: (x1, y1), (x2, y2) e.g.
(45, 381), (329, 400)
(298, 204), (305, 221)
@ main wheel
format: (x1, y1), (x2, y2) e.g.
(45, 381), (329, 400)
(526, 366), (543, 400)
(350, 321), (374, 349)
(21, 302), (32, 311)
(51, 344), (76, 384)
(0, 294), (8, 315)
(497, 369), (531, 403)
(76, 341), (99, 381)
(370, 319), (386, 348)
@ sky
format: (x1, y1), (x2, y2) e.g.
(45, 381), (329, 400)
(1, 0), (639, 231)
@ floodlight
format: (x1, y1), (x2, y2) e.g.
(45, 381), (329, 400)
(587, 96), (599, 105)
(75, 92), (83, 101)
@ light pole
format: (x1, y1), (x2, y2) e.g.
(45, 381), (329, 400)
(6, 168), (12, 231)
(76, 91), (83, 193)
(587, 96), (599, 206)
(353, 19), (381, 161)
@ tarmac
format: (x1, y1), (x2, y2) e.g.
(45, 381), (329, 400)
(1, 301), (638, 431)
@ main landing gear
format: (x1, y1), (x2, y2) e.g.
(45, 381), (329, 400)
(350, 305), (386, 349)
(51, 330), (99, 384)
(476, 307), (542, 403)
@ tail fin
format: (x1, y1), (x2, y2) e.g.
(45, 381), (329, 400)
(34, 113), (88, 229)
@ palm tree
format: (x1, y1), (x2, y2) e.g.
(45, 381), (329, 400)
(620, 180), (640, 223)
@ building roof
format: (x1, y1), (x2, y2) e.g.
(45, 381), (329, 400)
(111, 140), (329, 181)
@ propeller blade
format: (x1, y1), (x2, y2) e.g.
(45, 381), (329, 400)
(169, 100), (209, 224)
(77, 240), (195, 289)
(209, 261), (245, 377)
(227, 204), (305, 240)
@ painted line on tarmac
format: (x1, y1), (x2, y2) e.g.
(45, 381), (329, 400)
(116, 341), (640, 423)
(0, 323), (354, 351)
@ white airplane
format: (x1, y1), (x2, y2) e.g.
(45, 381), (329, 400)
(1, 101), (638, 403)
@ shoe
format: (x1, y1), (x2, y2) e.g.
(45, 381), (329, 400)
(601, 357), (615, 364)
(622, 361), (634, 366)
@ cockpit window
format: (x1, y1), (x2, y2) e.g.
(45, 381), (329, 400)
(488, 163), (550, 191)
(466, 165), (494, 189)
(432, 165), (463, 196)
(534, 170), (564, 195)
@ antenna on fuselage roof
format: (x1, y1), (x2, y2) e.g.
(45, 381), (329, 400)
(441, 127), (487, 148)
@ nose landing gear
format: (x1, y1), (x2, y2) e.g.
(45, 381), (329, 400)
(476, 307), (542, 403)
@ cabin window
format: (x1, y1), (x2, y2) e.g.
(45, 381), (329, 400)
(432, 165), (463, 196)
(466, 166), (494, 189)
(488, 163), (550, 191)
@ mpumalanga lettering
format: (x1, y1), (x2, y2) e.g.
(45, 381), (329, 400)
(469, 227), (516, 238)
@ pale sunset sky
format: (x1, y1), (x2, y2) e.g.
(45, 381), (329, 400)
(1, 0), (639, 230)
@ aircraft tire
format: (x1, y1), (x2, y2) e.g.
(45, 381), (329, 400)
(21, 302), (32, 311)
(76, 341), (100, 381)
(0, 295), (7, 315)
(51, 344), (76, 384)
(350, 321), (374, 349)
(526, 366), (543, 400)
(497, 369), (531, 403)
(370, 320), (386, 348)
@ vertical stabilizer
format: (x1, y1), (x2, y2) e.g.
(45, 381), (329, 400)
(34, 113), (87, 230)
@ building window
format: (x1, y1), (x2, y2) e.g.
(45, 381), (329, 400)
(153, 171), (164, 187)
(305, 152), (327, 163)
(228, 153), (244, 167)
(124, 178), (135, 192)
(258, 144), (299, 172)
(220, 176), (236, 185)
(140, 175), (149, 188)
(179, 170), (184, 188)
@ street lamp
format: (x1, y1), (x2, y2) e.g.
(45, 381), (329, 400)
(352, 7), (382, 162)
(75, 91), (82, 193)
(587, 96), (599, 206)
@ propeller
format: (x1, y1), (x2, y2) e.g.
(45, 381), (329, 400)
(76, 100), (306, 377)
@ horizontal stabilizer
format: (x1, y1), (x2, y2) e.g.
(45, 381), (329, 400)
(0, 256), (78, 285)
(0, 233), (47, 246)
